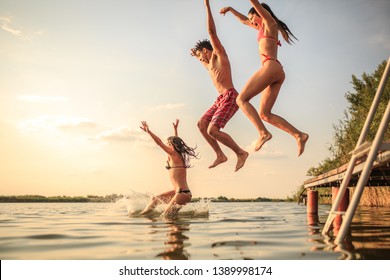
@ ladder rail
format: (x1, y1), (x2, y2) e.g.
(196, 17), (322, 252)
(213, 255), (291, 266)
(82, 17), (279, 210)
(321, 155), (358, 235)
(356, 57), (390, 147)
(335, 99), (390, 244)
(322, 57), (390, 236)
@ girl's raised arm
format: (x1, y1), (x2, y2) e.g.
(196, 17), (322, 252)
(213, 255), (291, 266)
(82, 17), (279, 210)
(140, 121), (173, 155)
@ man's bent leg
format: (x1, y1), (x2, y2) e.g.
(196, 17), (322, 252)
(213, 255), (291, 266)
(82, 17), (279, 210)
(208, 125), (249, 171)
(198, 118), (227, 168)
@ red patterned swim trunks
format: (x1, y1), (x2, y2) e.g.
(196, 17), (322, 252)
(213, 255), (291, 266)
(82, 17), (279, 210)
(201, 88), (239, 129)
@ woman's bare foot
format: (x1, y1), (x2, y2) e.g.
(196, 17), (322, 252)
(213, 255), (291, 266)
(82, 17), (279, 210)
(209, 154), (228, 168)
(255, 132), (272, 151)
(140, 209), (152, 215)
(235, 151), (249, 172)
(297, 133), (309, 156)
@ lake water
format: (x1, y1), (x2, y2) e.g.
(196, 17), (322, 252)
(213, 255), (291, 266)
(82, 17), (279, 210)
(1, 200), (389, 260)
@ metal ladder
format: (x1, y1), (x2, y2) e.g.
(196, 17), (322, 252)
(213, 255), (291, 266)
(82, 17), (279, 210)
(322, 57), (390, 244)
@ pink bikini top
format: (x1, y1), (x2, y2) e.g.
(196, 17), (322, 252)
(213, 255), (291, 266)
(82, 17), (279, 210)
(257, 27), (281, 47)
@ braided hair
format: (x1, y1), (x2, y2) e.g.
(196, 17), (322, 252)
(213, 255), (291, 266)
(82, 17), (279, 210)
(249, 3), (298, 44)
(167, 136), (199, 167)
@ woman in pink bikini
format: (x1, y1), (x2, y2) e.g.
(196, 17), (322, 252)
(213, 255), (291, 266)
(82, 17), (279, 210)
(139, 120), (198, 216)
(220, 1), (308, 156)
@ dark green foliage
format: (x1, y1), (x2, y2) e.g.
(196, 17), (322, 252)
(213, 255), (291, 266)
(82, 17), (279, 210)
(308, 60), (390, 177)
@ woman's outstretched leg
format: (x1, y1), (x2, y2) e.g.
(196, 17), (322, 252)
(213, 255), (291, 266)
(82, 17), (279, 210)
(141, 190), (175, 215)
(237, 67), (276, 151)
(163, 192), (192, 217)
(259, 71), (309, 156)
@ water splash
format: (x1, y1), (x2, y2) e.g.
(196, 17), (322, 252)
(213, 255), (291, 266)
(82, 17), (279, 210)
(179, 198), (210, 218)
(115, 190), (152, 214)
(119, 190), (210, 218)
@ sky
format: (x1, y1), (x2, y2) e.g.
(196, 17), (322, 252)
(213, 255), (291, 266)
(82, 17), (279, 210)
(0, 0), (389, 199)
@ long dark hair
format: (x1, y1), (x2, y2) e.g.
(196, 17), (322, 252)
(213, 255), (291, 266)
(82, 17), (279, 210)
(167, 136), (198, 167)
(249, 3), (298, 44)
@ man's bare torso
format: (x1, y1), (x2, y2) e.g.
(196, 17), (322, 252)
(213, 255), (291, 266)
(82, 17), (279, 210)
(208, 52), (234, 94)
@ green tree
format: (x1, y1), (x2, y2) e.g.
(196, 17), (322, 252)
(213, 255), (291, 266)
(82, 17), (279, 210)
(307, 60), (390, 177)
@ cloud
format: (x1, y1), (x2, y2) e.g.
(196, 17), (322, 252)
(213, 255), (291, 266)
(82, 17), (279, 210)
(369, 32), (390, 51)
(258, 150), (288, 159)
(0, 16), (22, 37)
(18, 116), (97, 133)
(249, 148), (288, 160)
(0, 15), (45, 40)
(57, 119), (96, 131)
(147, 103), (186, 111)
(17, 95), (68, 104)
(0, 15), (29, 40)
(244, 140), (288, 160)
(93, 127), (143, 142)
(66, 168), (103, 176)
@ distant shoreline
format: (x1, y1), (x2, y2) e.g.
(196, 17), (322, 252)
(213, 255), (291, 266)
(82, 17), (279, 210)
(0, 195), (289, 203)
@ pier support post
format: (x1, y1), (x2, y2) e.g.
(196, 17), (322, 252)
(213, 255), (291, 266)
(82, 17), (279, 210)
(332, 187), (350, 211)
(307, 190), (318, 214)
(332, 187), (350, 235)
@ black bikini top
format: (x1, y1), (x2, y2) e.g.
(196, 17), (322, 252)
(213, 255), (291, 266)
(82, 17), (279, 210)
(165, 160), (189, 170)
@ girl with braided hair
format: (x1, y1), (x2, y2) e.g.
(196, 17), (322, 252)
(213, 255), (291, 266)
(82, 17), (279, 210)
(139, 119), (198, 216)
(220, 1), (309, 156)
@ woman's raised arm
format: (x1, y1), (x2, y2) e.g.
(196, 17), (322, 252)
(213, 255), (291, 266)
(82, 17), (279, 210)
(220, 6), (254, 28)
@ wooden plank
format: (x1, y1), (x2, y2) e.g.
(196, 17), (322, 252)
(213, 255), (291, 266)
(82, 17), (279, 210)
(303, 149), (390, 189)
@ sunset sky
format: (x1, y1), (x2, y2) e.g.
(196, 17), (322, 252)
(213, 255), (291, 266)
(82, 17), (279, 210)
(1, 0), (389, 199)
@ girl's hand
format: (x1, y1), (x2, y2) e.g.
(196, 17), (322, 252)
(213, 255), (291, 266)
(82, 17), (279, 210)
(220, 7), (231, 15)
(173, 119), (179, 137)
(140, 121), (150, 133)
(173, 119), (179, 130)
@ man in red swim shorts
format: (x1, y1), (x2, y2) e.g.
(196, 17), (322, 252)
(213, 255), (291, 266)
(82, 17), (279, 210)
(191, 0), (248, 172)
(202, 88), (239, 130)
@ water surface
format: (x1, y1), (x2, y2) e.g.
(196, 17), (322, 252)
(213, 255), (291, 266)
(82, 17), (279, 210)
(1, 201), (389, 260)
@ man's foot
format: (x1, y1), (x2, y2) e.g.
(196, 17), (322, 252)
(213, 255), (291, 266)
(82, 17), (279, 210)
(297, 133), (309, 156)
(209, 155), (228, 169)
(254, 132), (272, 151)
(235, 151), (249, 172)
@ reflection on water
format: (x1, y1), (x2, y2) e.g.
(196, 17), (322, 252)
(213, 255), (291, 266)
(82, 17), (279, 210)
(0, 202), (389, 260)
(306, 213), (355, 260)
(154, 220), (191, 260)
(306, 206), (390, 260)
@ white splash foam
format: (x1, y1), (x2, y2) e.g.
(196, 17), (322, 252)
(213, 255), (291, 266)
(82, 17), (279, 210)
(121, 191), (211, 218)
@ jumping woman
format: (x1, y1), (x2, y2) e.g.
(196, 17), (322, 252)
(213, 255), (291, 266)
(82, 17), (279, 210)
(220, 1), (309, 156)
(139, 119), (198, 216)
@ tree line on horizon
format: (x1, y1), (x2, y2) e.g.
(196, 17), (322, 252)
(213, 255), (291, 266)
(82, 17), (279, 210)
(0, 194), (124, 203)
(0, 194), (286, 203)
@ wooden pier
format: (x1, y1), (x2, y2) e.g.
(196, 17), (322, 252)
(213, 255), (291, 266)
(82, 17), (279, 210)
(302, 57), (389, 244)
(303, 142), (390, 189)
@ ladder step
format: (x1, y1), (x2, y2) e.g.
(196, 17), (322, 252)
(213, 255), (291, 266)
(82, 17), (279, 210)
(350, 142), (390, 157)
(350, 142), (372, 157)
(326, 210), (346, 215)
